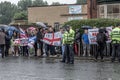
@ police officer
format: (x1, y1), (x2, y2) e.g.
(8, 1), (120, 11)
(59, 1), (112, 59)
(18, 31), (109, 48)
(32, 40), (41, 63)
(61, 25), (75, 64)
(110, 25), (120, 62)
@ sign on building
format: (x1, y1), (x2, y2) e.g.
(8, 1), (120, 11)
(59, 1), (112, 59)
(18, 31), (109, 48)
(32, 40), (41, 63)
(69, 5), (82, 14)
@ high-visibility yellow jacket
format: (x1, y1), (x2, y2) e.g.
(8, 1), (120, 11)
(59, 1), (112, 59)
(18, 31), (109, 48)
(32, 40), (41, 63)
(110, 27), (120, 43)
(63, 29), (75, 44)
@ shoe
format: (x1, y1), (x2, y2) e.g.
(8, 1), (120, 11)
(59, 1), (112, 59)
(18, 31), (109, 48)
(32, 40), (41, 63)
(88, 54), (91, 57)
(101, 59), (104, 62)
(70, 62), (74, 64)
(94, 59), (98, 62)
(83, 53), (86, 57)
(60, 60), (65, 63)
(111, 59), (114, 63)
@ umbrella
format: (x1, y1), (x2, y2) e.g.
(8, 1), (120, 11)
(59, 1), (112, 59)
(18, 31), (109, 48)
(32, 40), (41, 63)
(7, 26), (20, 37)
(81, 26), (92, 29)
(0, 25), (9, 31)
(36, 22), (47, 28)
(7, 26), (20, 32)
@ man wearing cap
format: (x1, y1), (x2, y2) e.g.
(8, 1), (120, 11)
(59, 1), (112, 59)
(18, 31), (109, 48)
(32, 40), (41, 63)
(62, 25), (75, 64)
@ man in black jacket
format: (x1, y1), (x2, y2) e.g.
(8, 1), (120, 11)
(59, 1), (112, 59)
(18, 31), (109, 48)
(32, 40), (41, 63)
(75, 29), (81, 56)
(5, 31), (11, 57)
(36, 28), (43, 56)
(95, 29), (107, 61)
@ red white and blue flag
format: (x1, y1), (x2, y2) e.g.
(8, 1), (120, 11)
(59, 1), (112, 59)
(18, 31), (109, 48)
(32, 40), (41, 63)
(19, 28), (27, 38)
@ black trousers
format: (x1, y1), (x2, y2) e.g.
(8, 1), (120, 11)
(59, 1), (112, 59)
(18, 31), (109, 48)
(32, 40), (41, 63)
(0, 45), (5, 58)
(5, 44), (10, 57)
(111, 43), (120, 62)
(95, 43), (105, 60)
(34, 42), (37, 56)
(23, 46), (28, 56)
(63, 44), (74, 63)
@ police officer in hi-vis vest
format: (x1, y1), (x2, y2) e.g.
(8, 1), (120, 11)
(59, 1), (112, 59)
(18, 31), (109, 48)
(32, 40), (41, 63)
(61, 25), (75, 64)
(110, 25), (120, 62)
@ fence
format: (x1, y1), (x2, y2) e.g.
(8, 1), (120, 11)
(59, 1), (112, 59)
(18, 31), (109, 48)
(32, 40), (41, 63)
(77, 42), (112, 57)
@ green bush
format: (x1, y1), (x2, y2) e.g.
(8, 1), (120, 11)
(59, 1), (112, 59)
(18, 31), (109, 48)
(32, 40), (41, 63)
(64, 18), (120, 30)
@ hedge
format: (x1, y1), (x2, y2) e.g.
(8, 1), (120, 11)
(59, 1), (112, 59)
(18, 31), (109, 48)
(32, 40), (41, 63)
(64, 18), (120, 30)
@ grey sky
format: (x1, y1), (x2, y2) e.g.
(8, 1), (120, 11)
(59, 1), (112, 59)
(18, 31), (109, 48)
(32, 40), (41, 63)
(0, 0), (76, 4)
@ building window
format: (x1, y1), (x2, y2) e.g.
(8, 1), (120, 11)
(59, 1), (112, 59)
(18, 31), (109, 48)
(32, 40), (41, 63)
(98, 4), (120, 19)
(113, 5), (119, 13)
(100, 6), (104, 14)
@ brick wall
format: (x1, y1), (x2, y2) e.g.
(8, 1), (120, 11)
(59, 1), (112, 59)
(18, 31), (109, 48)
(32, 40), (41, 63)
(87, 0), (97, 19)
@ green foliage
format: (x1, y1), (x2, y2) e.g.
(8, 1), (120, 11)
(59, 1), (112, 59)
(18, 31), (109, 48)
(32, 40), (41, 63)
(76, 0), (87, 4)
(14, 11), (27, 20)
(32, 0), (48, 6)
(64, 18), (120, 33)
(0, 1), (18, 24)
(51, 2), (61, 5)
(18, 0), (32, 11)
(18, 0), (48, 11)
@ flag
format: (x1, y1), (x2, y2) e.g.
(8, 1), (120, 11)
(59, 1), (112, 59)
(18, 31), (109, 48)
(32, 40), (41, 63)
(19, 28), (27, 38)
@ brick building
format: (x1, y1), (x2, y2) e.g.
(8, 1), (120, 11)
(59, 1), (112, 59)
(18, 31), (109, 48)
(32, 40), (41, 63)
(28, 4), (87, 26)
(28, 0), (120, 26)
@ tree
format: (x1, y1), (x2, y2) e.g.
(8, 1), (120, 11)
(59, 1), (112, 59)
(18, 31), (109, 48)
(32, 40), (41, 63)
(51, 2), (61, 5)
(76, 0), (87, 4)
(14, 11), (27, 20)
(0, 1), (18, 24)
(18, 0), (32, 11)
(32, 0), (48, 6)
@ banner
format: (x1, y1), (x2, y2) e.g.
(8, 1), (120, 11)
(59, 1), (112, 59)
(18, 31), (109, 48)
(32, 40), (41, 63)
(106, 27), (112, 43)
(43, 32), (62, 46)
(88, 28), (99, 44)
(69, 5), (82, 14)
(88, 27), (112, 44)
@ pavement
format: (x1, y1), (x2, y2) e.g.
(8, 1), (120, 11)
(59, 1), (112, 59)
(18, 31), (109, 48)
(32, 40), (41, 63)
(0, 56), (120, 80)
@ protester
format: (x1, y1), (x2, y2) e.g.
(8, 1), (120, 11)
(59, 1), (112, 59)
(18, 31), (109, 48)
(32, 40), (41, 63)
(36, 28), (44, 57)
(61, 25), (75, 64)
(95, 28), (107, 61)
(82, 29), (91, 57)
(48, 27), (56, 57)
(58, 27), (65, 57)
(34, 29), (38, 56)
(11, 31), (19, 56)
(5, 31), (11, 57)
(110, 25), (120, 62)
(0, 29), (6, 58)
(75, 29), (81, 56)
(43, 28), (49, 57)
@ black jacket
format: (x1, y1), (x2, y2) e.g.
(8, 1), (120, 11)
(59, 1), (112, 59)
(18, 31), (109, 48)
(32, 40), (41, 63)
(36, 31), (43, 42)
(75, 30), (81, 43)
(5, 32), (11, 45)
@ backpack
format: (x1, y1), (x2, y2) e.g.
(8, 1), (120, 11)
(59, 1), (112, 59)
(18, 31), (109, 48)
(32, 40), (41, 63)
(96, 33), (107, 43)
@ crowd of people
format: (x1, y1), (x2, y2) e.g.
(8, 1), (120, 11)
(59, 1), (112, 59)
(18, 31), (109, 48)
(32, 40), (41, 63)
(0, 24), (120, 64)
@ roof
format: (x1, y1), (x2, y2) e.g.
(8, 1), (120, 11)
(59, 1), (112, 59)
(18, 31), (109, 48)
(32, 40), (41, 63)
(28, 4), (86, 8)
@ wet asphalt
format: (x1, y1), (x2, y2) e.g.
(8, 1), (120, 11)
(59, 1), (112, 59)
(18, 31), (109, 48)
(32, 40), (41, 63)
(0, 57), (120, 80)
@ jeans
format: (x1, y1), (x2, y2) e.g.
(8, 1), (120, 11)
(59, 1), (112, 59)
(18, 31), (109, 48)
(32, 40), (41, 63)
(111, 43), (120, 62)
(63, 44), (74, 63)
(62, 45), (65, 55)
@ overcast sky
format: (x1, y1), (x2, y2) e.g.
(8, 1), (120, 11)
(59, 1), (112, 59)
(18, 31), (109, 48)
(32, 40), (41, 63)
(0, 0), (76, 4)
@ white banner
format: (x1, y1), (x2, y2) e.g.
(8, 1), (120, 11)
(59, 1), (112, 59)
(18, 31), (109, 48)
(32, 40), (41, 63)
(88, 27), (112, 44)
(43, 32), (62, 46)
(88, 28), (99, 44)
(106, 27), (112, 43)
(69, 5), (82, 14)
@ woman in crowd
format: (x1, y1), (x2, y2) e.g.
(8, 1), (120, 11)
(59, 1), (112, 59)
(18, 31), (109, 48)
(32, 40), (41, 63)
(11, 31), (20, 56)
